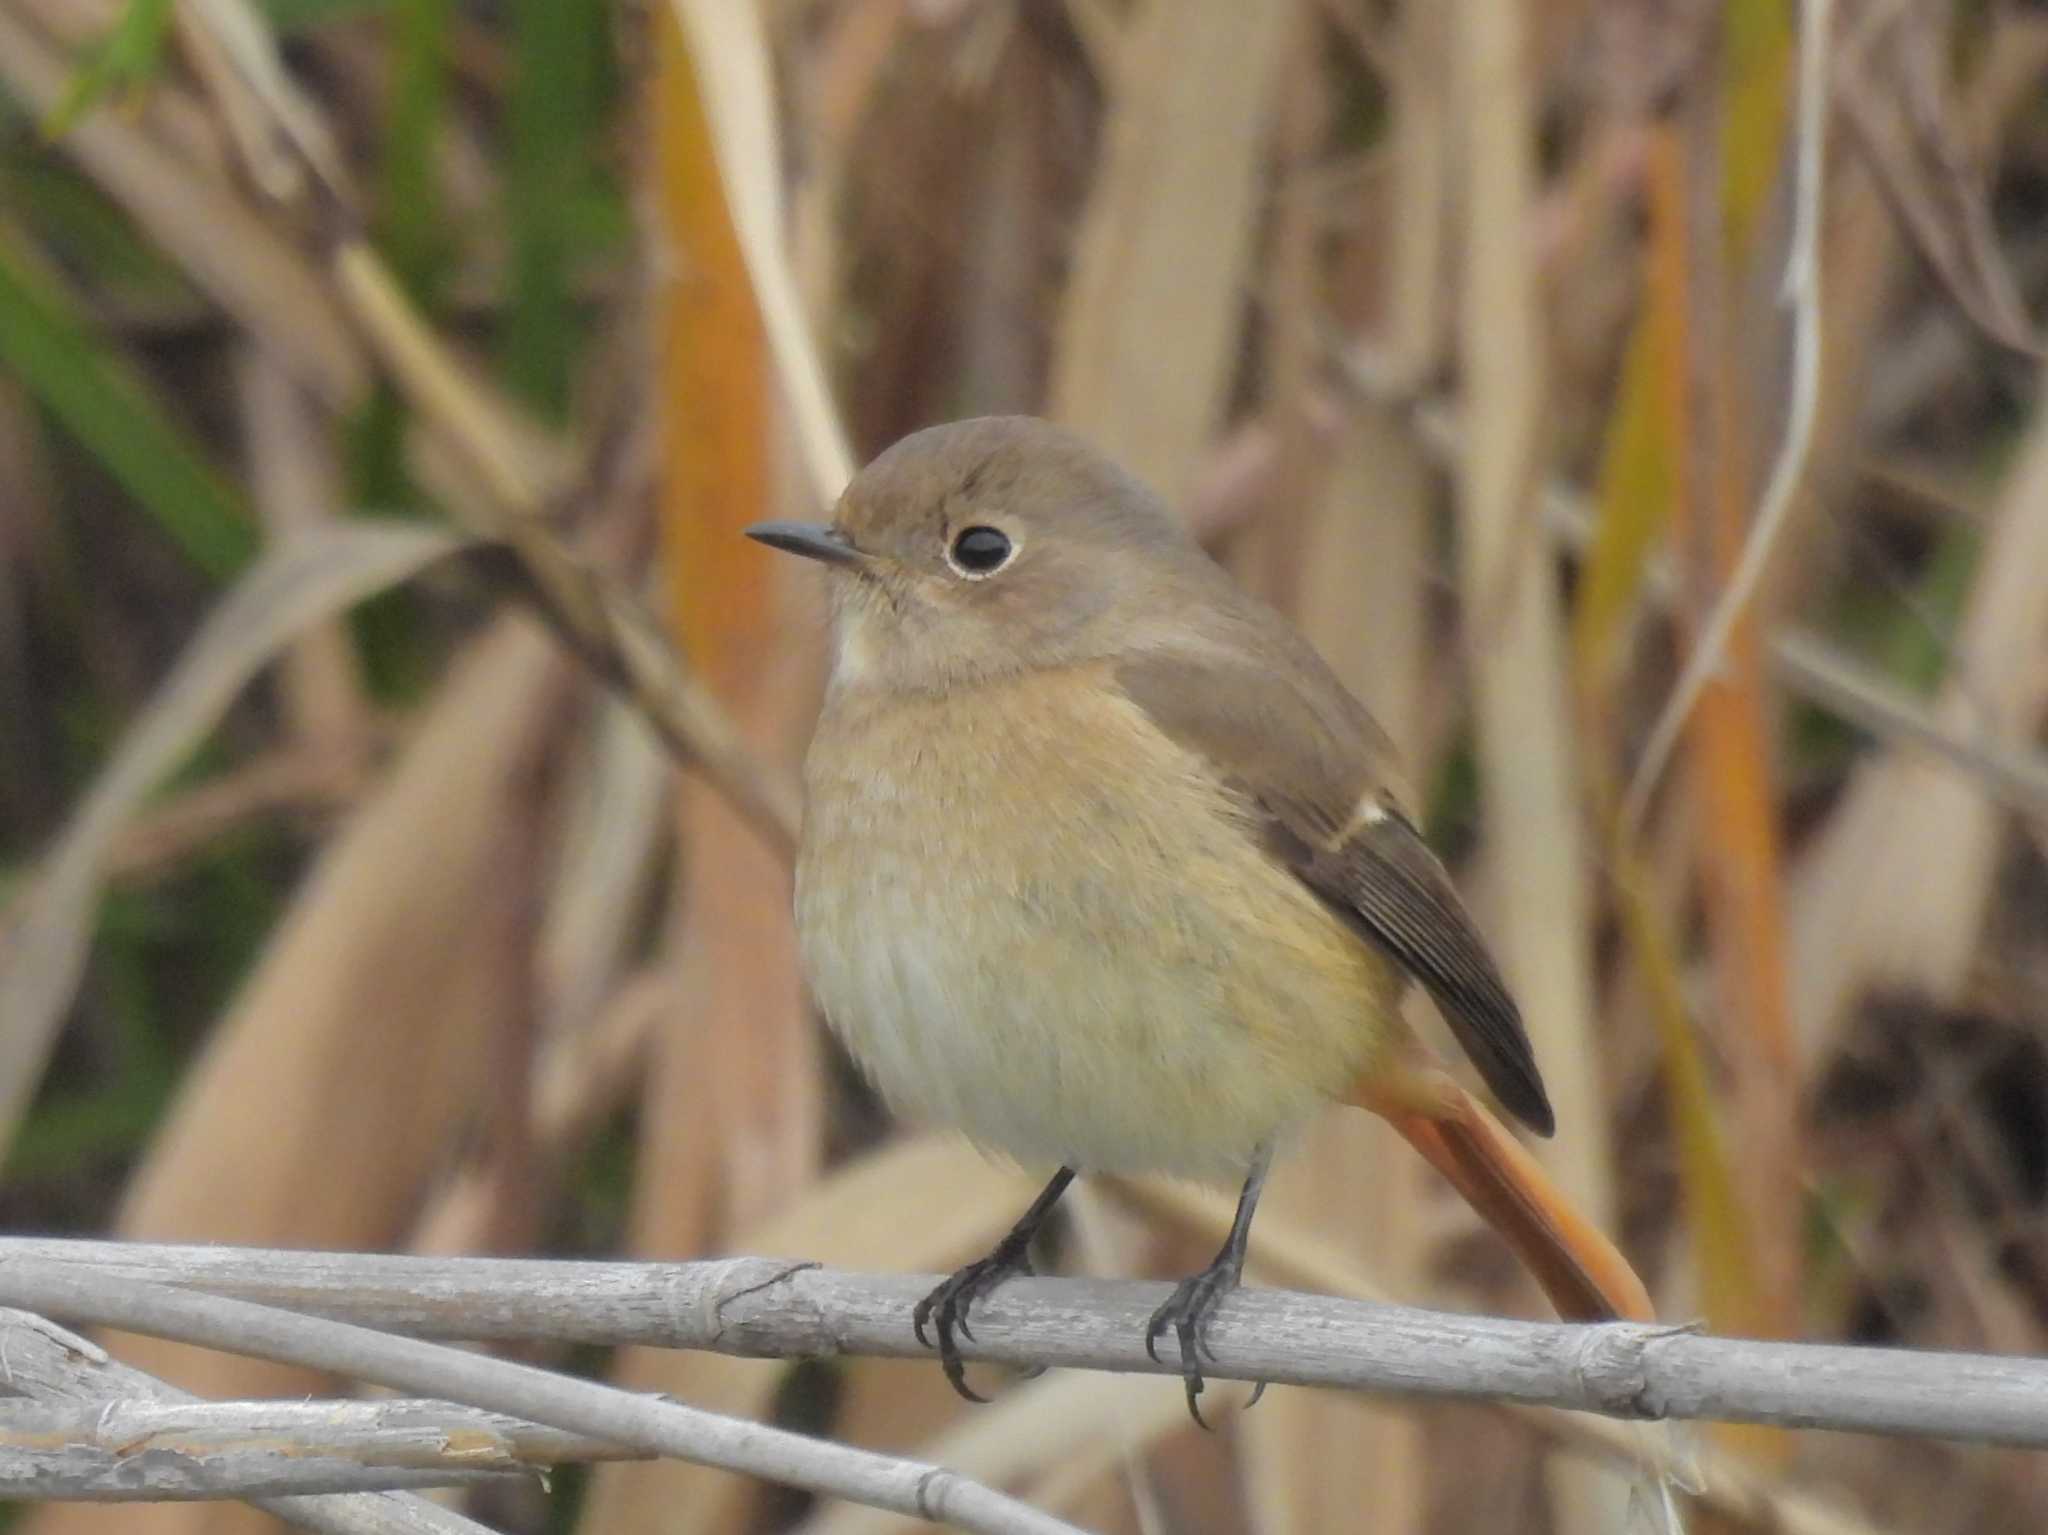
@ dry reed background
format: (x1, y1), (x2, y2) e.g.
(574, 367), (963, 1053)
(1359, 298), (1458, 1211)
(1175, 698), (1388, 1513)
(1, 0), (2046, 1532)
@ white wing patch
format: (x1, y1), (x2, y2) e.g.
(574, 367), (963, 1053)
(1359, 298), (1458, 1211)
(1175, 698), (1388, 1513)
(1330, 792), (1390, 850)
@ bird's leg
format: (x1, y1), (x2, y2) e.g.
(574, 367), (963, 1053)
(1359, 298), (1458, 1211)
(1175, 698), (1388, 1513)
(914, 1166), (1075, 1402)
(1147, 1144), (1273, 1428)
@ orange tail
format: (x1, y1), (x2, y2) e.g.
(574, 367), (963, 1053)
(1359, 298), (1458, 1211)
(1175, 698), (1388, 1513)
(1379, 1081), (1654, 1324)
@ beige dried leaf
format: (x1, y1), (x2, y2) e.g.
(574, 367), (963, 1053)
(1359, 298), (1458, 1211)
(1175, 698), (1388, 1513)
(1047, 0), (1293, 503)
(0, 523), (465, 1153)
(1790, 385), (2048, 1054)
(797, 1372), (1197, 1535)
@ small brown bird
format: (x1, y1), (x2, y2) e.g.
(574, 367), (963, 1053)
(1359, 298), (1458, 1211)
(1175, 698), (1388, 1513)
(749, 415), (1652, 1417)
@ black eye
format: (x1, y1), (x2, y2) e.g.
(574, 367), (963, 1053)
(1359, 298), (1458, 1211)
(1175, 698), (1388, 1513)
(949, 525), (1013, 575)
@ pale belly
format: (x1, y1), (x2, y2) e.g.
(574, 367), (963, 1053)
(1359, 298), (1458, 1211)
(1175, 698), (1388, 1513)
(794, 669), (1402, 1183)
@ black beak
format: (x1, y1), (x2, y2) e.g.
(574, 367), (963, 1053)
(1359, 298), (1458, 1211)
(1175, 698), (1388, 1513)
(744, 520), (866, 568)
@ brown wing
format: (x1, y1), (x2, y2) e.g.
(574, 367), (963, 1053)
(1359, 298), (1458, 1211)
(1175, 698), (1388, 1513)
(1117, 635), (1555, 1137)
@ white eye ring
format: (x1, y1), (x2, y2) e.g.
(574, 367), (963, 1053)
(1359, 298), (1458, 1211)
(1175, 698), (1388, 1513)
(946, 524), (1018, 579)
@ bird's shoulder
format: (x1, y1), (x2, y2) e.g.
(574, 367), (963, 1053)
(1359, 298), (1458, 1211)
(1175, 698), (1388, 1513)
(1112, 594), (1406, 839)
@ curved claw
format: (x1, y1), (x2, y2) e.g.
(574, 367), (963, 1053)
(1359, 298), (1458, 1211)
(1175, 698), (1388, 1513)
(913, 1248), (1033, 1404)
(938, 1334), (991, 1404)
(1146, 1264), (1269, 1430)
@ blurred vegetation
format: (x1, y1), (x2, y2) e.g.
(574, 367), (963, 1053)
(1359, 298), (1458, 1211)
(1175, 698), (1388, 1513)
(2, 2), (2047, 1534)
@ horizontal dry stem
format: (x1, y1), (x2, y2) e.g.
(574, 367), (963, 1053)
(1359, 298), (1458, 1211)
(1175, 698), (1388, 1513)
(4, 1241), (2046, 1451)
(0, 1395), (641, 1500)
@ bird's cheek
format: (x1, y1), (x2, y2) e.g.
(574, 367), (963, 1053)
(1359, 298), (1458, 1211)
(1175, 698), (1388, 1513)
(831, 606), (883, 684)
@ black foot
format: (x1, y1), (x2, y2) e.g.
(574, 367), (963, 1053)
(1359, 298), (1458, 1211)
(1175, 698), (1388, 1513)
(1146, 1256), (1258, 1428)
(912, 1167), (1075, 1404)
(913, 1242), (1034, 1403)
